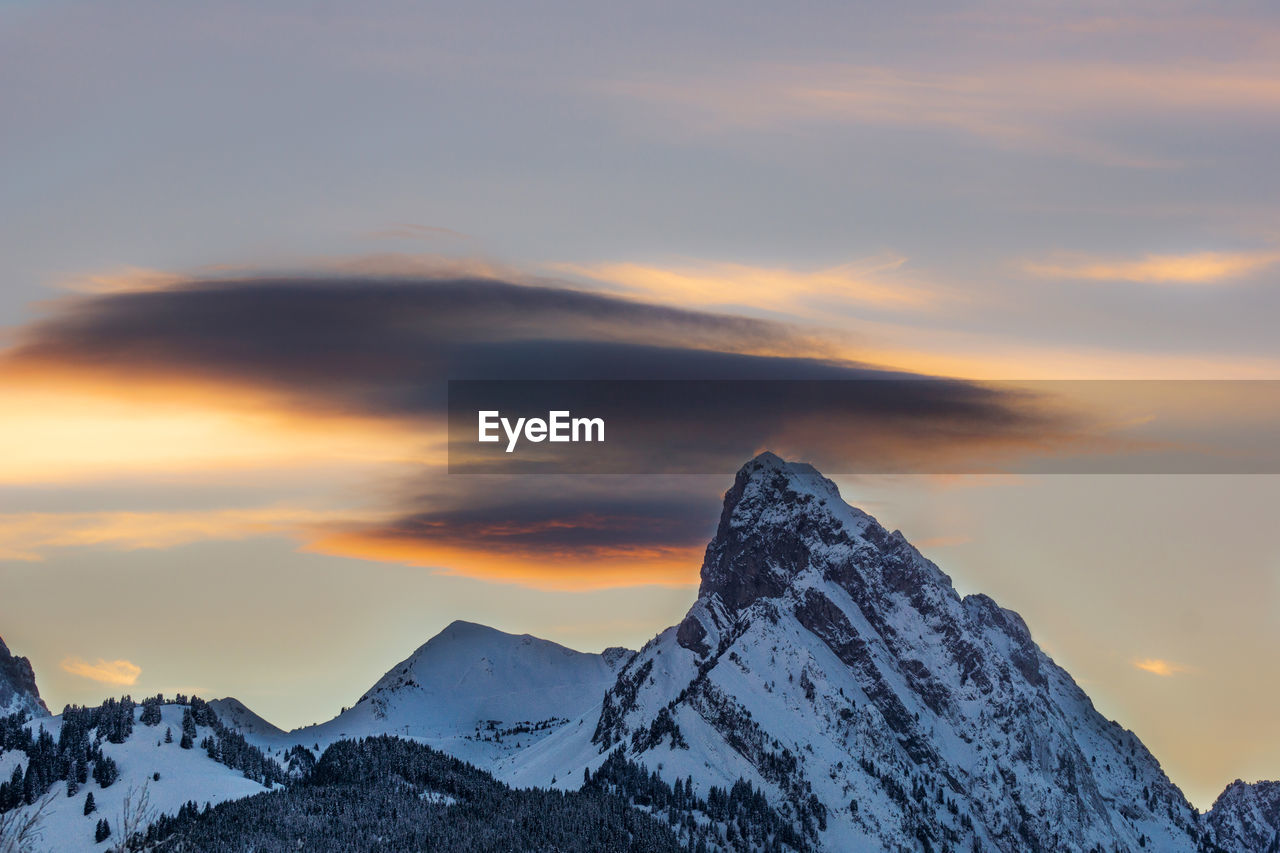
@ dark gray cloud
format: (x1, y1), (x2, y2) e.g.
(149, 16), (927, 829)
(3, 275), (1078, 567)
(6, 275), (1073, 472)
(7, 276), (843, 410)
(359, 478), (723, 556)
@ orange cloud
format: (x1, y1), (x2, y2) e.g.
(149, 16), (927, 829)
(0, 504), (709, 591)
(0, 499), (711, 589)
(58, 266), (186, 294)
(1134, 658), (1194, 677)
(828, 326), (1280, 380)
(62, 657), (142, 686)
(555, 255), (938, 316)
(1024, 250), (1280, 284)
(307, 531), (703, 591)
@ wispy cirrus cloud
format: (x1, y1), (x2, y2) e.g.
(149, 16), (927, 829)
(62, 656), (142, 686)
(1024, 250), (1280, 285)
(599, 59), (1280, 166)
(58, 266), (186, 294)
(0, 507), (378, 562)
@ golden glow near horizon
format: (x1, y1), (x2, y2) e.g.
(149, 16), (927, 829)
(0, 372), (439, 485)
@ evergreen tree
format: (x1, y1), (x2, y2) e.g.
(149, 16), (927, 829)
(6, 765), (20, 808)
(95, 817), (111, 842)
(140, 697), (162, 726)
(92, 754), (119, 788)
(180, 708), (196, 749)
(165, 726), (173, 744)
(21, 761), (36, 804)
(84, 791), (96, 815)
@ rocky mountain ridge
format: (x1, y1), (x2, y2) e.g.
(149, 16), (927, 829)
(0, 635), (46, 718)
(502, 452), (1246, 851)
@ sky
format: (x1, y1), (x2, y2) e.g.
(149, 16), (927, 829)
(1, 0), (1278, 809)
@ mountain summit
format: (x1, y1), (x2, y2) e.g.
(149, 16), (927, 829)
(507, 452), (1211, 851)
(270, 620), (634, 768)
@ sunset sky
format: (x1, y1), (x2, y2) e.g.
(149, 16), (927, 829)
(2, 0), (1279, 809)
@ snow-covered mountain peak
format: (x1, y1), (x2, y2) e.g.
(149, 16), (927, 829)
(274, 621), (635, 765)
(687, 451), (955, 651)
(208, 697), (286, 741)
(724, 451), (847, 517)
(509, 453), (1208, 851)
(435, 619), (505, 640)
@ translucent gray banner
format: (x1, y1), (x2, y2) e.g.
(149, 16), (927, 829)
(447, 380), (1280, 474)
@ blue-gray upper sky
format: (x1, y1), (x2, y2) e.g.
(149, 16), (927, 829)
(4, 0), (1280, 371)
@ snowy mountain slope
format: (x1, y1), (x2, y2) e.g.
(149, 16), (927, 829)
(0, 636), (46, 719)
(1205, 780), (1280, 852)
(504, 452), (1209, 852)
(1, 703), (272, 852)
(262, 621), (634, 769)
(208, 697), (287, 741)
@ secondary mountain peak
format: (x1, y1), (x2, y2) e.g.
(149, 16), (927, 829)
(208, 696), (287, 740)
(1206, 779), (1280, 852)
(442, 618), (486, 630)
(270, 620), (634, 768)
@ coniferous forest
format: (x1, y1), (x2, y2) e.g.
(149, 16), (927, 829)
(0, 694), (284, 821)
(142, 736), (806, 853)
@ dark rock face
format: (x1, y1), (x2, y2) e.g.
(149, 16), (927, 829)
(674, 612), (709, 656)
(699, 452), (851, 613)
(0, 634), (48, 717)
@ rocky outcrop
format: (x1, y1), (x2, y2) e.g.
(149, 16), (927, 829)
(0, 634), (47, 718)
